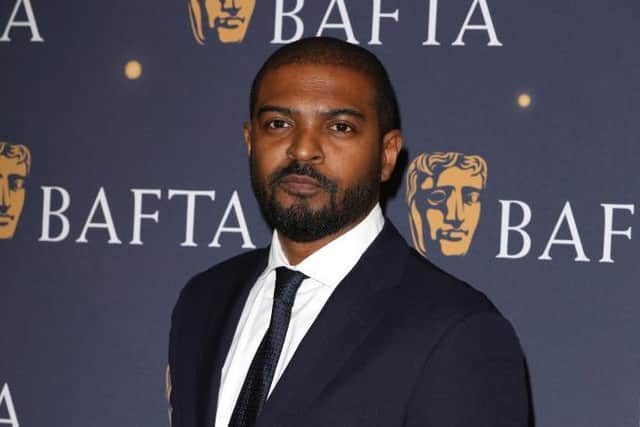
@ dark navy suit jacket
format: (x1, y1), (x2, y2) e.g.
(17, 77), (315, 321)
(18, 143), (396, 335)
(168, 221), (529, 426)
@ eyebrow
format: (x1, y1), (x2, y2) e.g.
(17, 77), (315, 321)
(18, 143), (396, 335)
(256, 105), (293, 117)
(321, 108), (365, 120)
(256, 105), (366, 121)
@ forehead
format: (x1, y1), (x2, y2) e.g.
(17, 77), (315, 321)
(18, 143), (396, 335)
(255, 64), (377, 113)
(421, 166), (483, 189)
(0, 156), (26, 175)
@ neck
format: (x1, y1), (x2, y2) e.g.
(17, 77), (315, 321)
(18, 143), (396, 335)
(277, 204), (377, 266)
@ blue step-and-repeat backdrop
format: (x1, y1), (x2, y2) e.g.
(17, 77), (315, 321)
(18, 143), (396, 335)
(2, 0), (639, 425)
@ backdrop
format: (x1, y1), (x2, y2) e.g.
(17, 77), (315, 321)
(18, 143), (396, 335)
(2, 0), (639, 426)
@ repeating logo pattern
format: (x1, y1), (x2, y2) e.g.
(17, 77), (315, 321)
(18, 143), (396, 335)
(406, 152), (487, 256)
(0, 142), (31, 239)
(188, 0), (256, 44)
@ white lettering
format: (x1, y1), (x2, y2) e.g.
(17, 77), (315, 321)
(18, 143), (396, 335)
(209, 191), (255, 249)
(0, 0), (43, 42)
(271, 0), (305, 44)
(422, 0), (440, 46)
(168, 189), (216, 247)
(39, 186), (70, 242)
(452, 0), (502, 46)
(76, 187), (122, 244)
(539, 201), (589, 262)
(0, 383), (19, 427)
(316, 0), (359, 44)
(130, 189), (161, 245)
(496, 200), (531, 259)
(369, 0), (398, 45)
(600, 203), (634, 263)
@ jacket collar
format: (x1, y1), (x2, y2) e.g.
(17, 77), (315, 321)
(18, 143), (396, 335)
(203, 220), (410, 427)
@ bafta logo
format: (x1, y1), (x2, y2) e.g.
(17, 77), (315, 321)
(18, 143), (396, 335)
(0, 142), (31, 239)
(406, 152), (487, 256)
(188, 0), (256, 44)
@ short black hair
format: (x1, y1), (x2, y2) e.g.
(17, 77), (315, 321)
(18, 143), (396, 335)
(249, 37), (401, 135)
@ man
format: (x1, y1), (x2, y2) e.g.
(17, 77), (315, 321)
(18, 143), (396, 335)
(169, 37), (529, 427)
(406, 152), (487, 256)
(0, 142), (31, 239)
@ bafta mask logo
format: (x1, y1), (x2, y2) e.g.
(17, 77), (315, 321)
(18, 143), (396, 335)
(188, 0), (256, 44)
(406, 152), (487, 256)
(0, 142), (31, 239)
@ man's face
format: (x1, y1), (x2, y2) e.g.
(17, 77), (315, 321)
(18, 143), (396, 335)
(246, 64), (397, 242)
(0, 156), (27, 239)
(420, 167), (482, 256)
(205, 0), (255, 43)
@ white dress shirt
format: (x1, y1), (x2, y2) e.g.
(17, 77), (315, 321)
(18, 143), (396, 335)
(214, 203), (385, 427)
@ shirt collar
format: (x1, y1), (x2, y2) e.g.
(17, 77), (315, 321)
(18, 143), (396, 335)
(264, 203), (385, 289)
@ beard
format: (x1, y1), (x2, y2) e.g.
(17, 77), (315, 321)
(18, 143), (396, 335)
(250, 157), (380, 242)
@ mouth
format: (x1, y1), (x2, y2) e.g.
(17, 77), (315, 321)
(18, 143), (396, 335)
(439, 229), (468, 241)
(217, 16), (245, 28)
(278, 174), (323, 197)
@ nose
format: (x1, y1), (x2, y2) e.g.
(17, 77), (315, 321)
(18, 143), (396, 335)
(220, 0), (240, 15)
(0, 177), (9, 213)
(286, 128), (324, 164)
(444, 190), (465, 228)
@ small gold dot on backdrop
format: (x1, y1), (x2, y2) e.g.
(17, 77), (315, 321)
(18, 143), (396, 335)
(517, 92), (532, 109)
(125, 60), (142, 80)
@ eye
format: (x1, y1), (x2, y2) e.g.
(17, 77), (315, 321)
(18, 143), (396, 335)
(329, 122), (354, 133)
(463, 189), (481, 204)
(266, 119), (291, 130)
(426, 189), (448, 206)
(9, 175), (25, 191)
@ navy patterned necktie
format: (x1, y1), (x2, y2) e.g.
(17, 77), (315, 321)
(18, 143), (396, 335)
(229, 267), (308, 427)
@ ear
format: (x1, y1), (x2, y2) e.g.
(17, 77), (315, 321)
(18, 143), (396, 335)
(380, 129), (403, 183)
(243, 121), (252, 156)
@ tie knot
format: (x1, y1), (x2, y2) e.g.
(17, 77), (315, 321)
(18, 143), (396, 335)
(274, 267), (307, 307)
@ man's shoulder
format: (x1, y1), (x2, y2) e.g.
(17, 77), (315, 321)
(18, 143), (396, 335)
(373, 220), (499, 319)
(396, 248), (501, 322)
(384, 249), (522, 358)
(178, 247), (269, 302)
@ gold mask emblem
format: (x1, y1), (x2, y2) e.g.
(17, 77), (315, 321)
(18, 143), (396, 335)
(406, 152), (487, 256)
(0, 142), (31, 240)
(189, 0), (256, 44)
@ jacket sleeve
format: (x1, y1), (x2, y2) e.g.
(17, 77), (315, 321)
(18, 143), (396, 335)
(404, 312), (530, 427)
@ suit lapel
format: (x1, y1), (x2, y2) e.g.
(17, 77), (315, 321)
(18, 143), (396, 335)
(256, 222), (410, 427)
(201, 250), (269, 427)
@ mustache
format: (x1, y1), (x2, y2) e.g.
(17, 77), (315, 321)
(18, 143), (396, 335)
(269, 162), (337, 192)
